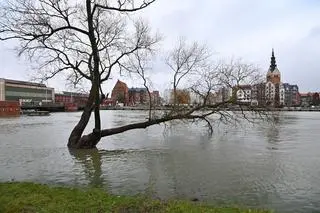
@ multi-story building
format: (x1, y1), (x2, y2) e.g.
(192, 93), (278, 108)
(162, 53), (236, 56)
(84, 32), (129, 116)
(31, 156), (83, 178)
(283, 83), (299, 107)
(128, 87), (149, 105)
(299, 93), (312, 107)
(111, 80), (129, 106)
(299, 92), (319, 107)
(251, 83), (266, 106)
(151, 91), (161, 106)
(55, 91), (89, 108)
(265, 49), (285, 107)
(0, 78), (54, 105)
(213, 50), (301, 108)
(235, 85), (252, 104)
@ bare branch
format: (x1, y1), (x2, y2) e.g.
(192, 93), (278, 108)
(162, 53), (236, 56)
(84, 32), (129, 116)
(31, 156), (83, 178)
(92, 0), (155, 15)
(166, 37), (211, 106)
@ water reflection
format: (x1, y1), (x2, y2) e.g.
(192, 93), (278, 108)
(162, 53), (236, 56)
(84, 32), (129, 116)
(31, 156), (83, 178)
(265, 125), (280, 144)
(69, 148), (104, 187)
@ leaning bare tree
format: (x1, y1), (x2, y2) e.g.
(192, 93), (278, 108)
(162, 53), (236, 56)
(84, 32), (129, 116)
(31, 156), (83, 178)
(0, 0), (161, 148)
(0, 0), (271, 149)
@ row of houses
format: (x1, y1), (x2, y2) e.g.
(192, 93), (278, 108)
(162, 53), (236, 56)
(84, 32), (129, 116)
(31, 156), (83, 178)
(104, 80), (161, 107)
(232, 82), (300, 107)
(1, 50), (318, 110)
(161, 50), (317, 108)
(162, 85), (318, 108)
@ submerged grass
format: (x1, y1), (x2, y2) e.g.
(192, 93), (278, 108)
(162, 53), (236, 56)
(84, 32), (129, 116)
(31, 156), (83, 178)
(0, 182), (272, 213)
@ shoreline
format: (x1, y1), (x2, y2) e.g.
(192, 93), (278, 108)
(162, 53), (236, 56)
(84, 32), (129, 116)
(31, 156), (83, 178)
(100, 106), (320, 112)
(0, 182), (271, 213)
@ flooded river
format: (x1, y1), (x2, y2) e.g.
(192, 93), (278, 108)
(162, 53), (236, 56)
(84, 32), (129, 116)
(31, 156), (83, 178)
(1, 111), (320, 212)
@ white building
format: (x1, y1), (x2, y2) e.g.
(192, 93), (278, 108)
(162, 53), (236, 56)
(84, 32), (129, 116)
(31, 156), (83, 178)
(236, 85), (252, 104)
(0, 78), (55, 103)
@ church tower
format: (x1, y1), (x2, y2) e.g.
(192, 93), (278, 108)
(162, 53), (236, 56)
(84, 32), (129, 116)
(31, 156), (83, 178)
(266, 49), (281, 84)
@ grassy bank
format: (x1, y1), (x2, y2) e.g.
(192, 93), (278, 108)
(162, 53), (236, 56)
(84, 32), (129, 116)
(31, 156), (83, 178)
(0, 182), (272, 213)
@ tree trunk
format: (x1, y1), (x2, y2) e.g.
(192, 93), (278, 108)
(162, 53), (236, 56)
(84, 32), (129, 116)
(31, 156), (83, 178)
(67, 0), (103, 149)
(67, 83), (101, 149)
(67, 84), (93, 148)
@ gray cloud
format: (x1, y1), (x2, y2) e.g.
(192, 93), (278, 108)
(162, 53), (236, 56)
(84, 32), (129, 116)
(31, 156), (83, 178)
(1, 0), (320, 93)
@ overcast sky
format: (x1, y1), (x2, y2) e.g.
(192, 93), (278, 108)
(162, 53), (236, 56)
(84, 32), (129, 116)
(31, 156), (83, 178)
(1, 0), (320, 95)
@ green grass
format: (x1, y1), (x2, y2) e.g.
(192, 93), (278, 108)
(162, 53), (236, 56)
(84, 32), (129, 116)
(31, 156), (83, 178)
(0, 182), (272, 213)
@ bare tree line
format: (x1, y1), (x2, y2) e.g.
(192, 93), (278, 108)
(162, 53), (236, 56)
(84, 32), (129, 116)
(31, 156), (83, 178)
(0, 0), (273, 149)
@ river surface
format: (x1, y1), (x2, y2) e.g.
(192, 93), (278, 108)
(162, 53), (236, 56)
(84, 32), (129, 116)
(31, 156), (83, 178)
(1, 111), (320, 212)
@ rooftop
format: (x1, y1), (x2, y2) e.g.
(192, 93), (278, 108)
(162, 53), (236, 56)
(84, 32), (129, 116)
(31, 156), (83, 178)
(128, 87), (147, 92)
(1, 78), (47, 88)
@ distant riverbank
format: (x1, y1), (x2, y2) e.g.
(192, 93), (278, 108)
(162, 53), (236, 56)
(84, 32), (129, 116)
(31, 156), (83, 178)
(101, 105), (320, 112)
(0, 182), (271, 213)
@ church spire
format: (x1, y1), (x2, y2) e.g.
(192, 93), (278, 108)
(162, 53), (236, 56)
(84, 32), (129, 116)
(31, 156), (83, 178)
(269, 48), (277, 72)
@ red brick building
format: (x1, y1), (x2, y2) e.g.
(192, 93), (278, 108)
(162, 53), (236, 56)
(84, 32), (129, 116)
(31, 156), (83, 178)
(299, 92), (319, 107)
(151, 91), (160, 106)
(55, 91), (89, 109)
(111, 80), (129, 106)
(128, 87), (148, 106)
(127, 88), (161, 106)
(0, 101), (20, 117)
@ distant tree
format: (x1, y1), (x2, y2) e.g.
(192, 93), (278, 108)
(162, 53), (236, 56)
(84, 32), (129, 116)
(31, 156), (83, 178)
(165, 37), (210, 108)
(0, 0), (273, 149)
(175, 89), (190, 105)
(116, 93), (125, 104)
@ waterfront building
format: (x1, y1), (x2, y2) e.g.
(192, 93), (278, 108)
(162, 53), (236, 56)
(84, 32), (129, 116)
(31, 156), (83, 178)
(251, 83), (266, 106)
(283, 83), (299, 107)
(111, 80), (129, 106)
(127, 87), (161, 106)
(0, 78), (54, 105)
(235, 85), (252, 104)
(151, 91), (161, 106)
(0, 101), (20, 117)
(55, 91), (89, 109)
(300, 93), (312, 107)
(265, 49), (285, 107)
(128, 87), (149, 106)
(264, 50), (301, 107)
(299, 92), (320, 107)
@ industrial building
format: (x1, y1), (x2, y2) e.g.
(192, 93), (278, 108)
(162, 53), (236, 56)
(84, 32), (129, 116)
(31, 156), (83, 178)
(0, 78), (54, 105)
